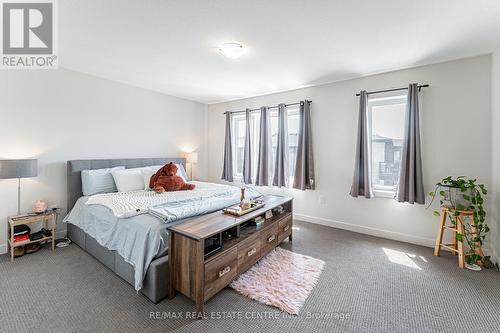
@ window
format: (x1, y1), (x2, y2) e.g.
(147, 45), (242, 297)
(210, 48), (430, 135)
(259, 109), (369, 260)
(368, 94), (407, 197)
(231, 106), (300, 186)
(231, 112), (260, 178)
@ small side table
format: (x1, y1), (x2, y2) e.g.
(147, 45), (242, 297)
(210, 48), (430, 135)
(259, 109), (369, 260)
(8, 211), (57, 262)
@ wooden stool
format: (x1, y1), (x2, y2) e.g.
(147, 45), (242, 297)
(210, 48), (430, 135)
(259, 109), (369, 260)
(433, 206), (483, 268)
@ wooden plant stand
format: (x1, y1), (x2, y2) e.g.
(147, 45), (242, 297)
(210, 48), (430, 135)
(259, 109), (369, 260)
(433, 206), (483, 268)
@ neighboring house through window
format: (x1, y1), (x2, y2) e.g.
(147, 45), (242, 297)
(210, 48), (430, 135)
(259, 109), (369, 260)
(368, 93), (407, 197)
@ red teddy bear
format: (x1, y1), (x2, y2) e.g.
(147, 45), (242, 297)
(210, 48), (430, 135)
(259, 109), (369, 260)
(149, 162), (195, 193)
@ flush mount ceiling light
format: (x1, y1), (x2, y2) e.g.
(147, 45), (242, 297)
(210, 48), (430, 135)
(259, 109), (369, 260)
(218, 41), (246, 59)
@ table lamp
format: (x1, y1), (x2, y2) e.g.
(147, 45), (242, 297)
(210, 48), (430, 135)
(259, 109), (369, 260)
(186, 152), (198, 180)
(0, 159), (38, 215)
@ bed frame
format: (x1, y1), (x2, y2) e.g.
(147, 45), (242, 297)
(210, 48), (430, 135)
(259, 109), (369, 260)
(66, 158), (185, 303)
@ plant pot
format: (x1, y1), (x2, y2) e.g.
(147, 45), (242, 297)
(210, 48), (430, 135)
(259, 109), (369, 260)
(442, 186), (472, 210)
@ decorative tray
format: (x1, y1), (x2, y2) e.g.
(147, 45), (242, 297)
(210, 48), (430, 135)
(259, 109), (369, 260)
(222, 200), (265, 216)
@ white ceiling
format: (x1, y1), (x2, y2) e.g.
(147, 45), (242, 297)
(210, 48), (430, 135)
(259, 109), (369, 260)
(60, 0), (500, 104)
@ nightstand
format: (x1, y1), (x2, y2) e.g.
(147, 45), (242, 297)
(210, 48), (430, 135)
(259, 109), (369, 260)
(8, 211), (57, 262)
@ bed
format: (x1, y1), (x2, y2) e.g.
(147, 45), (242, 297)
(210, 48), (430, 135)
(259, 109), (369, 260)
(64, 158), (260, 303)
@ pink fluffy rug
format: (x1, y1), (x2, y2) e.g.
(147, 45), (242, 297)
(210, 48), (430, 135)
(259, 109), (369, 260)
(229, 247), (325, 315)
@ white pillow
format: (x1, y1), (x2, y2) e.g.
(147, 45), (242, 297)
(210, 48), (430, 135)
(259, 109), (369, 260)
(111, 167), (151, 192)
(81, 166), (125, 196)
(176, 164), (189, 181)
(141, 168), (156, 190)
(150, 165), (163, 172)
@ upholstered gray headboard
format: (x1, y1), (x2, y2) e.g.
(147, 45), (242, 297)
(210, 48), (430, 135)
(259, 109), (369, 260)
(67, 158), (186, 211)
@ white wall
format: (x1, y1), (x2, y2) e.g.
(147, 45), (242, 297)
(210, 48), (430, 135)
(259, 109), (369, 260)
(207, 56), (492, 249)
(491, 49), (500, 263)
(0, 68), (207, 254)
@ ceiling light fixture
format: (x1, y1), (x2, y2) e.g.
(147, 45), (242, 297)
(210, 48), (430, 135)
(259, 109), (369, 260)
(218, 41), (246, 59)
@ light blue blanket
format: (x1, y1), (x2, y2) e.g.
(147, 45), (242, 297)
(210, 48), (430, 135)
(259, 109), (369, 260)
(64, 197), (168, 291)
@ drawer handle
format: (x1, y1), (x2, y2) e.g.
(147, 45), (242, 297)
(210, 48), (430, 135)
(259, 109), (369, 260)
(219, 266), (231, 278)
(283, 225), (290, 232)
(267, 235), (276, 243)
(247, 248), (257, 257)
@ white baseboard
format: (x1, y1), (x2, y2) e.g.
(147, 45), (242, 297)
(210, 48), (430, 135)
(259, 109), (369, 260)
(0, 230), (67, 255)
(294, 213), (435, 248)
(0, 217), (434, 255)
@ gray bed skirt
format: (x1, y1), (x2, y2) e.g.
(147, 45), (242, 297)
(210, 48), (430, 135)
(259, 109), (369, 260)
(67, 223), (169, 303)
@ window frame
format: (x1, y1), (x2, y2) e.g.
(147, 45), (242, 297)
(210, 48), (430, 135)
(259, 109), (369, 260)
(229, 105), (300, 187)
(367, 93), (407, 198)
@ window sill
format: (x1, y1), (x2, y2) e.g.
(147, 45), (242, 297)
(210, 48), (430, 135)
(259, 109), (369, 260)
(373, 189), (395, 199)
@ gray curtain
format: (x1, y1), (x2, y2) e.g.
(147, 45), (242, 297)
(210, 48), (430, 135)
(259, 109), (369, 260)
(273, 103), (289, 187)
(255, 107), (271, 186)
(242, 108), (253, 184)
(350, 91), (373, 198)
(221, 112), (233, 182)
(396, 83), (425, 204)
(293, 100), (315, 190)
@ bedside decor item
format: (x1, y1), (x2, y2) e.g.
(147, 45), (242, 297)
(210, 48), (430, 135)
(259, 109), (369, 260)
(0, 159), (38, 215)
(429, 176), (495, 269)
(186, 151), (198, 180)
(33, 200), (48, 213)
(230, 247), (325, 315)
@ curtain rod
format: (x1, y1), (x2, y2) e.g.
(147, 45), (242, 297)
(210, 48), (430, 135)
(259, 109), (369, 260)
(223, 100), (312, 115)
(355, 84), (429, 96)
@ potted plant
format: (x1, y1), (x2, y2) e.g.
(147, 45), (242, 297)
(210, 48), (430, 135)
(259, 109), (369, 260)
(428, 176), (495, 269)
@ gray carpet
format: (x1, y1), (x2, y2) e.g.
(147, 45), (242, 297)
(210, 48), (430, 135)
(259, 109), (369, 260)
(1, 221), (499, 333)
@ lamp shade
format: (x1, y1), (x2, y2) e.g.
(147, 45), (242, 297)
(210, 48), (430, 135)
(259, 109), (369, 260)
(0, 159), (38, 179)
(186, 152), (198, 164)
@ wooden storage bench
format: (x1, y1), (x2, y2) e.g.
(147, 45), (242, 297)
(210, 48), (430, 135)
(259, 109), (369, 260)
(167, 195), (293, 316)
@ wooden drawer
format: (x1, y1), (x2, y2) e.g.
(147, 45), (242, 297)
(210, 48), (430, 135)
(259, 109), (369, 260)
(277, 215), (292, 243)
(237, 237), (261, 274)
(204, 247), (238, 300)
(260, 224), (279, 255)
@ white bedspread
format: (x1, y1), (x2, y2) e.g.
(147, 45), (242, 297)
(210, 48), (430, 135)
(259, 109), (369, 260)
(85, 181), (261, 221)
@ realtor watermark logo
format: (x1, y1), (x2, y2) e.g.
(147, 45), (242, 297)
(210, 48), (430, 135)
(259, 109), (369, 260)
(1, 0), (58, 68)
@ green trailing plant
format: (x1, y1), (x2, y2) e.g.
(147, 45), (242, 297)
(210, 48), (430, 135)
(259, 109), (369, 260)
(428, 176), (494, 267)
